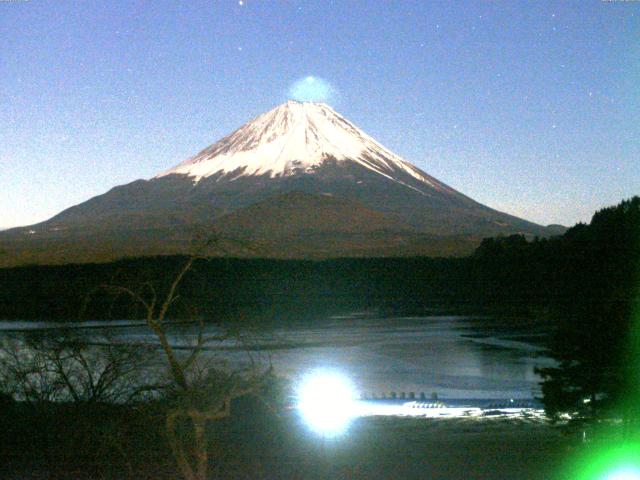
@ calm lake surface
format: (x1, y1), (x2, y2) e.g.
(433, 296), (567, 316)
(0, 314), (554, 400)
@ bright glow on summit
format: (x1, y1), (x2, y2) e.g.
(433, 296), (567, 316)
(297, 370), (357, 436)
(288, 76), (336, 103)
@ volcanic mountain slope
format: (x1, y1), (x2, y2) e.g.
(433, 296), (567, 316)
(0, 101), (560, 266)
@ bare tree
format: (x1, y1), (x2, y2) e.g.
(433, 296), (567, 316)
(0, 329), (159, 405)
(92, 234), (274, 480)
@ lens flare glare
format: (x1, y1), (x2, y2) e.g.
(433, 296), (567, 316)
(297, 370), (357, 436)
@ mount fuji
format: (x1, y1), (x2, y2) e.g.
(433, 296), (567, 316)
(0, 101), (562, 266)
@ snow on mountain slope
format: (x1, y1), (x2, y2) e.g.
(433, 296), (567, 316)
(157, 101), (446, 194)
(0, 99), (561, 267)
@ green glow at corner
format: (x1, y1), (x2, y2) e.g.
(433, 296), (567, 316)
(604, 468), (640, 480)
(562, 443), (640, 480)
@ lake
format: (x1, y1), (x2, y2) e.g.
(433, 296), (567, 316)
(0, 313), (553, 400)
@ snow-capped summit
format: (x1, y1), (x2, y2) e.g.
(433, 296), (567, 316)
(0, 100), (560, 266)
(157, 100), (443, 192)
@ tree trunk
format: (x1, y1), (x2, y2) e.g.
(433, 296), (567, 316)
(190, 411), (209, 480)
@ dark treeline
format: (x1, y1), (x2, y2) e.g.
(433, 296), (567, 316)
(0, 256), (471, 322)
(0, 197), (638, 324)
(475, 196), (640, 317)
(533, 197), (640, 429)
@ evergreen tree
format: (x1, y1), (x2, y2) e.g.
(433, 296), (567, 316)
(536, 197), (640, 430)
